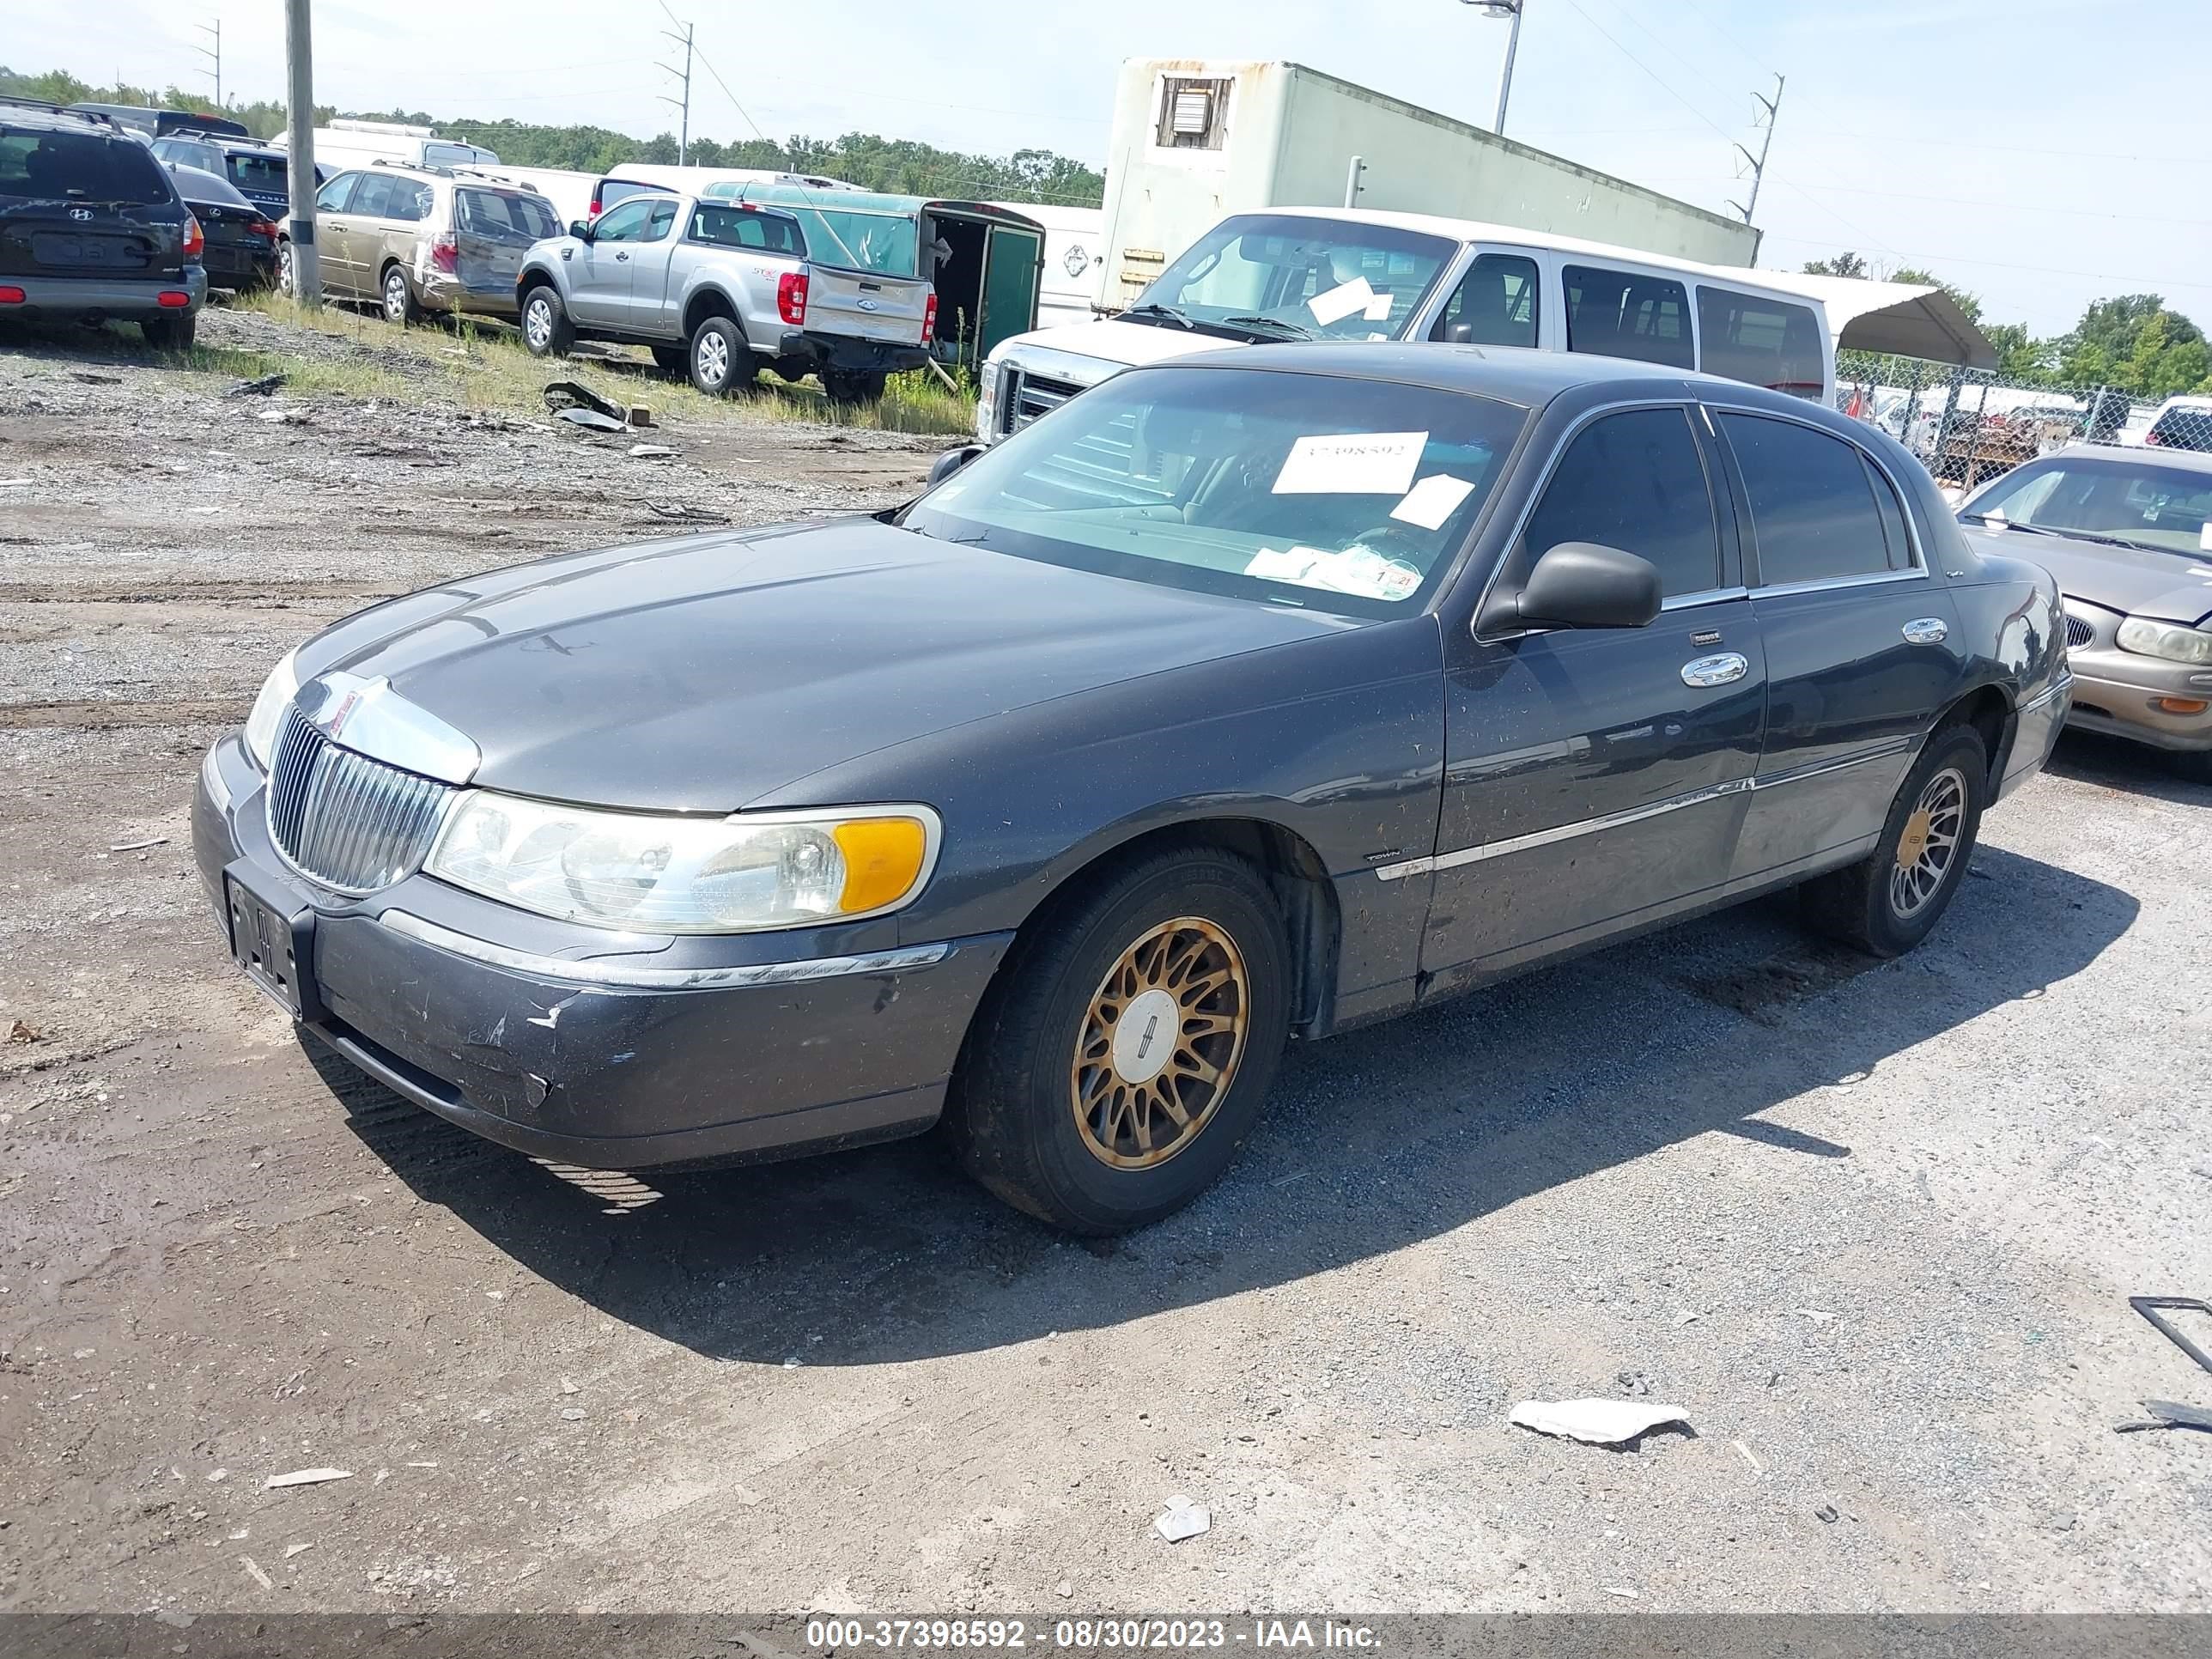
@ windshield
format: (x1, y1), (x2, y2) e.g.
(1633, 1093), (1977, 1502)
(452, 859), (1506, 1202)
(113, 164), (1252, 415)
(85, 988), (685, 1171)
(0, 129), (173, 204)
(1135, 213), (1455, 340)
(1963, 454), (2212, 556)
(904, 366), (1524, 617)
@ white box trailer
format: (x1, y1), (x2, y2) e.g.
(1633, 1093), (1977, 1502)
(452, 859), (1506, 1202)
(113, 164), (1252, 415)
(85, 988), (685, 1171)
(1097, 58), (1759, 312)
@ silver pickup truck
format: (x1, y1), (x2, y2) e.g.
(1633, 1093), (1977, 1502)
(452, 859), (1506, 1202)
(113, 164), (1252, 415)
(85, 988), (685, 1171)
(514, 191), (937, 403)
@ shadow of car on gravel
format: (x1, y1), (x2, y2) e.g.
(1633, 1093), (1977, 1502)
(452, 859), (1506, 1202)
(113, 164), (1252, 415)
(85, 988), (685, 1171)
(2043, 727), (2211, 807)
(309, 841), (2137, 1365)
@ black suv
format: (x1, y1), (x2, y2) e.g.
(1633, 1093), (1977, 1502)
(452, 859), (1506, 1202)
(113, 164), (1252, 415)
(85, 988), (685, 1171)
(0, 99), (207, 348)
(150, 127), (295, 220)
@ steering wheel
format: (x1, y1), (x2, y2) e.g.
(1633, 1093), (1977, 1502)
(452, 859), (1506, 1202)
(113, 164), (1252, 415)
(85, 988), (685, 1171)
(1348, 523), (1431, 560)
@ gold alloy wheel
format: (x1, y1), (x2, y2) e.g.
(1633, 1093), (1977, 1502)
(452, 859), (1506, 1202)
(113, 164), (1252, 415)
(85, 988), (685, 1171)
(1069, 916), (1249, 1170)
(1890, 766), (1967, 919)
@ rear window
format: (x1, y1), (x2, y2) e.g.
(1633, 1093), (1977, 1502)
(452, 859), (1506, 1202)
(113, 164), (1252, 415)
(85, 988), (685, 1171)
(1696, 287), (1824, 398)
(227, 154), (289, 195)
(1564, 264), (1692, 369)
(690, 204), (803, 254)
(0, 129), (175, 205)
(455, 188), (558, 243)
(424, 141), (495, 167)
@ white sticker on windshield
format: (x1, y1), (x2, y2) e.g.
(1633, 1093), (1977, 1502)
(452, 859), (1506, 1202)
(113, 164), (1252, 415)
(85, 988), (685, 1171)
(1389, 473), (1478, 532)
(1308, 276), (1376, 326)
(1273, 432), (1426, 496)
(1363, 292), (1395, 321)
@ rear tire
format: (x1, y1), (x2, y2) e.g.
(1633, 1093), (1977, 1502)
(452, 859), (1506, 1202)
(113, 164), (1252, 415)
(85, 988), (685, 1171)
(1801, 723), (1988, 957)
(943, 848), (1292, 1234)
(823, 368), (888, 406)
(380, 264), (421, 325)
(688, 315), (756, 396)
(140, 313), (197, 351)
(649, 343), (688, 377)
(276, 239), (295, 298)
(520, 285), (572, 357)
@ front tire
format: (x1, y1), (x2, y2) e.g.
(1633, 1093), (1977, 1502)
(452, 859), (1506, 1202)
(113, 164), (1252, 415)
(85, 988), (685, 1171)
(380, 264), (421, 325)
(276, 239), (295, 298)
(1801, 723), (1988, 957)
(688, 315), (757, 395)
(520, 285), (573, 357)
(945, 848), (1292, 1234)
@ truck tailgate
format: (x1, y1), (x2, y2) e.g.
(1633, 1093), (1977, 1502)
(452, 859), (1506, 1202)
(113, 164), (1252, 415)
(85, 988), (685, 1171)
(807, 265), (932, 345)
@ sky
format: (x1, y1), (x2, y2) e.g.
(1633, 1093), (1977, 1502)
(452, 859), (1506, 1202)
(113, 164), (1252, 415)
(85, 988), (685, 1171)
(18, 0), (2212, 336)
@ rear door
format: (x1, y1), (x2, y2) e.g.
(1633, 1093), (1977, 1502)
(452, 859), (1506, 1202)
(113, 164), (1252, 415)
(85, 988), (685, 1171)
(451, 186), (559, 317)
(0, 125), (187, 283)
(806, 264), (932, 347)
(1712, 407), (1966, 881)
(1422, 402), (1765, 985)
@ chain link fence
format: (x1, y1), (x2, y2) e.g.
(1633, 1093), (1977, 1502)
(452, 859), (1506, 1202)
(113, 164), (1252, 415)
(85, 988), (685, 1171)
(1832, 348), (2212, 500)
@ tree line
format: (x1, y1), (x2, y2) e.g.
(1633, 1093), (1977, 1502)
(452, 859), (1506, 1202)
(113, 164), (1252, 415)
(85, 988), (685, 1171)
(1804, 252), (2209, 399)
(0, 65), (1104, 209)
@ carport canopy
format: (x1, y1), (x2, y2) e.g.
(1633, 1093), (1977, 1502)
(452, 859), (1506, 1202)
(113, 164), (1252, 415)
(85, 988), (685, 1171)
(1751, 271), (1998, 370)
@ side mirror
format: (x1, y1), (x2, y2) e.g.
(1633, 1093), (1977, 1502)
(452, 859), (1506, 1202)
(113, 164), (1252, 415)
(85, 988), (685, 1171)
(927, 444), (983, 487)
(1482, 540), (1662, 633)
(568, 219), (592, 240)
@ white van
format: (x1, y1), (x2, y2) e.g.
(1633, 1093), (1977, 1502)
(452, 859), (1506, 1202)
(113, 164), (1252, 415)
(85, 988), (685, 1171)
(975, 207), (1986, 445)
(298, 119), (499, 176)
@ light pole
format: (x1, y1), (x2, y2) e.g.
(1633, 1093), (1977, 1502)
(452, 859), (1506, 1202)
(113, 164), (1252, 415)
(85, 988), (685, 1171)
(1461, 0), (1524, 135)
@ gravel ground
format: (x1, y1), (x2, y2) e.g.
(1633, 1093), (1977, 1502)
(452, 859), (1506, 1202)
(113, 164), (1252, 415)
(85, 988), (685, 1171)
(1, 313), (2208, 1617)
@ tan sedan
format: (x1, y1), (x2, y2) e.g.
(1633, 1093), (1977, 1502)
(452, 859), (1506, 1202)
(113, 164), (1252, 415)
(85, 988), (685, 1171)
(1959, 442), (2212, 781)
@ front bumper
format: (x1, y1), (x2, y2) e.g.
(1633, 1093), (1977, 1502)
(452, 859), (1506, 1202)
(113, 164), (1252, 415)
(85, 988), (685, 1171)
(0, 266), (208, 320)
(192, 736), (1011, 1169)
(2063, 646), (2212, 754)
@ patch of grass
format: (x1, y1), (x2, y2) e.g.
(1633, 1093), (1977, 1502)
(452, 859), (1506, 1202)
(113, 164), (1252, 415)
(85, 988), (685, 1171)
(179, 340), (418, 401)
(234, 290), (976, 435)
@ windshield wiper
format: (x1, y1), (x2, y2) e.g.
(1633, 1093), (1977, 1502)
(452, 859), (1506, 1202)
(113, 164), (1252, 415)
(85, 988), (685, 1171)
(1219, 314), (1313, 341)
(1121, 302), (1196, 331)
(1965, 516), (2154, 552)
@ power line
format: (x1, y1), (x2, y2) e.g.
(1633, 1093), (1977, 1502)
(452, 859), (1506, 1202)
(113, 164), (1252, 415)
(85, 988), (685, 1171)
(1548, 0), (1741, 147)
(1758, 232), (2212, 295)
(1789, 179), (2212, 229)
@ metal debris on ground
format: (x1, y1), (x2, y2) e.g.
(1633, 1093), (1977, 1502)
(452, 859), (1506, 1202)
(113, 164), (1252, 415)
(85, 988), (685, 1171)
(628, 443), (677, 459)
(240, 1557), (273, 1591)
(108, 836), (168, 854)
(1508, 1398), (1692, 1446)
(643, 503), (729, 524)
(2129, 1297), (2212, 1376)
(556, 407), (628, 434)
(264, 1468), (352, 1489)
(1153, 1494), (1210, 1542)
(72, 372), (123, 385)
(1814, 1504), (1841, 1523)
(543, 380), (629, 422)
(254, 407), (304, 424)
(628, 404), (654, 428)
(2116, 1399), (2212, 1435)
(5, 1020), (40, 1044)
(225, 374), (286, 398)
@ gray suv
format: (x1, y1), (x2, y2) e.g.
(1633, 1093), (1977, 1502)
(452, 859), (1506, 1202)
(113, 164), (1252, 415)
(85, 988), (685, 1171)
(0, 99), (208, 348)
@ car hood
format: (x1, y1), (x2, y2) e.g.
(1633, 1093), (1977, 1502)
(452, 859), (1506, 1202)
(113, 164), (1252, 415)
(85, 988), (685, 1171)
(1961, 525), (2212, 625)
(998, 318), (1228, 379)
(298, 519), (1343, 812)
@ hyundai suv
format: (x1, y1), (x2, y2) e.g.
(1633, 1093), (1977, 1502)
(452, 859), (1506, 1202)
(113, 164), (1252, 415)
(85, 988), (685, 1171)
(0, 98), (206, 348)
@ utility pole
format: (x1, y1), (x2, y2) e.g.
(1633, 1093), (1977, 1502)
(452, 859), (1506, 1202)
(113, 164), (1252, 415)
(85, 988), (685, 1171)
(658, 18), (694, 165)
(1458, 0), (1524, 135)
(283, 0), (320, 307)
(1727, 73), (1785, 227)
(194, 18), (222, 109)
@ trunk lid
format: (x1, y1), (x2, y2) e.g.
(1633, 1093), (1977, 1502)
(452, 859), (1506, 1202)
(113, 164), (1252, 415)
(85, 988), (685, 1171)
(806, 264), (933, 345)
(0, 200), (184, 278)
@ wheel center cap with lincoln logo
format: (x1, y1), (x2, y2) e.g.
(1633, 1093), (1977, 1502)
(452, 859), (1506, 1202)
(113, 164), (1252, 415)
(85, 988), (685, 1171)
(1111, 988), (1181, 1085)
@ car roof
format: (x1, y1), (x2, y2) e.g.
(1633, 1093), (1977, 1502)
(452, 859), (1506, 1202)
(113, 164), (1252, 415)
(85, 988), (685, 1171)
(167, 131), (283, 154)
(2047, 441), (2212, 476)
(0, 101), (124, 136)
(1139, 339), (1816, 412)
(1213, 204), (1823, 307)
(168, 162), (252, 209)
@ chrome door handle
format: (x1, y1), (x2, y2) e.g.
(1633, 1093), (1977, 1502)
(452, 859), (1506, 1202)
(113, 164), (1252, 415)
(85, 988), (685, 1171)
(615, 251), (630, 261)
(1902, 617), (1949, 644)
(1681, 652), (1749, 688)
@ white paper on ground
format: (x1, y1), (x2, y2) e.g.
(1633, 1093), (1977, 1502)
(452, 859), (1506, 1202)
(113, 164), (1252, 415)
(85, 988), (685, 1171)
(1363, 291), (1395, 321)
(1308, 276), (1376, 326)
(1507, 1398), (1691, 1445)
(1389, 473), (1478, 531)
(1273, 431), (1426, 495)
(1154, 1493), (1211, 1542)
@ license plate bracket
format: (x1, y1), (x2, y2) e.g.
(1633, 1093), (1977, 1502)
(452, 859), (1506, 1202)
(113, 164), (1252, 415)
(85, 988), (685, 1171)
(223, 861), (322, 1021)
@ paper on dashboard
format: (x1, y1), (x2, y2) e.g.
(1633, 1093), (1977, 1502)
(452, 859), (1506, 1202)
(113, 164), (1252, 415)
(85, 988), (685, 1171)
(1308, 276), (1376, 326)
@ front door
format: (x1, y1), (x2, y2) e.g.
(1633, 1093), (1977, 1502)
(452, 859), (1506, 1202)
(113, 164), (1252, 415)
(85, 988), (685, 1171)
(1709, 410), (1968, 880)
(568, 195), (653, 325)
(309, 172), (363, 295)
(1420, 404), (1766, 988)
(612, 197), (679, 334)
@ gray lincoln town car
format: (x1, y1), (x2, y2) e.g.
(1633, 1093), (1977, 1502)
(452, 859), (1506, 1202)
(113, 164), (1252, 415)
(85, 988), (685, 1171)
(195, 344), (2070, 1233)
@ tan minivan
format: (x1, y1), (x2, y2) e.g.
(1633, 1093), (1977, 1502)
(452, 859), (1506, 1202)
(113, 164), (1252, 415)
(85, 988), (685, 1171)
(277, 162), (559, 325)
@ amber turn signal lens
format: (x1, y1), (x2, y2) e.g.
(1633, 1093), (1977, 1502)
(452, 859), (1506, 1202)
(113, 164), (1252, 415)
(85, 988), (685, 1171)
(2153, 696), (2209, 715)
(833, 817), (930, 913)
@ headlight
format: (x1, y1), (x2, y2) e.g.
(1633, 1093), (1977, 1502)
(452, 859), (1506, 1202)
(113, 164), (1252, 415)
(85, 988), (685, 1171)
(426, 795), (939, 933)
(242, 648), (301, 769)
(2116, 616), (2212, 665)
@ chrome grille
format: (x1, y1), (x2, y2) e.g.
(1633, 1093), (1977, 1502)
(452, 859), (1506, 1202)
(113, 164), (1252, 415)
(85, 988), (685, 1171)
(266, 707), (453, 894)
(2064, 614), (2095, 650)
(1008, 369), (1080, 431)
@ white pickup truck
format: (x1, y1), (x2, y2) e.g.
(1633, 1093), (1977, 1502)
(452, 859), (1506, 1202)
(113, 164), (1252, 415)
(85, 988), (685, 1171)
(515, 191), (937, 403)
